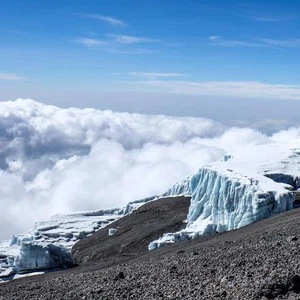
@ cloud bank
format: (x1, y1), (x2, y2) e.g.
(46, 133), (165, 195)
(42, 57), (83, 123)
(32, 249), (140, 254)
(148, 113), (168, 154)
(0, 99), (225, 239)
(0, 99), (299, 240)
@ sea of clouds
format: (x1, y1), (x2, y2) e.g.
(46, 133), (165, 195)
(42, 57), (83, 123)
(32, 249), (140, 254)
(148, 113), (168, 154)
(0, 98), (299, 240)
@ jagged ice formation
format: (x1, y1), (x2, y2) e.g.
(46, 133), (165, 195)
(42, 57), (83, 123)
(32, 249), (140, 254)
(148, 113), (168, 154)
(149, 145), (300, 250)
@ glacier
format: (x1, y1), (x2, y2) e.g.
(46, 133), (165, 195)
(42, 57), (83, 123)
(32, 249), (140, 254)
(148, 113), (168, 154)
(0, 200), (155, 282)
(149, 144), (300, 250)
(0, 211), (119, 281)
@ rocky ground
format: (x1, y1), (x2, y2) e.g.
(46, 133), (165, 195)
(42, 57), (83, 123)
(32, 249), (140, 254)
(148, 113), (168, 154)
(1, 197), (300, 299)
(73, 196), (191, 267)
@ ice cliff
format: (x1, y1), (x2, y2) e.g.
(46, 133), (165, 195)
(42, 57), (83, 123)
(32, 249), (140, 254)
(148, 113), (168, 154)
(149, 148), (299, 250)
(0, 202), (153, 281)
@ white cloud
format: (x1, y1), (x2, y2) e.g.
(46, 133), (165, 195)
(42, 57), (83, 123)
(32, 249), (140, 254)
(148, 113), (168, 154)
(215, 40), (267, 48)
(128, 80), (300, 100)
(72, 37), (106, 47)
(208, 36), (272, 48)
(0, 73), (26, 81)
(250, 15), (296, 22)
(105, 48), (153, 54)
(108, 34), (159, 44)
(71, 34), (159, 50)
(0, 29), (28, 35)
(87, 14), (126, 26)
(0, 98), (225, 239)
(208, 35), (220, 41)
(127, 72), (190, 78)
(209, 36), (300, 49)
(258, 38), (300, 48)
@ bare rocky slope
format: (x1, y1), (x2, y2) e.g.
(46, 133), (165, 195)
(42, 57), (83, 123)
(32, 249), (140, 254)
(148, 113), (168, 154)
(1, 197), (300, 300)
(72, 196), (191, 266)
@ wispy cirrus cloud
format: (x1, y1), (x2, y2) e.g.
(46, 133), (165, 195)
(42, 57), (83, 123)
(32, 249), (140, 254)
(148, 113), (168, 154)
(250, 14), (297, 22)
(72, 37), (107, 47)
(208, 36), (300, 49)
(71, 34), (159, 51)
(208, 36), (273, 48)
(126, 80), (300, 100)
(127, 72), (190, 78)
(0, 73), (27, 81)
(85, 14), (126, 26)
(0, 29), (28, 35)
(108, 34), (160, 44)
(73, 14), (159, 51)
(208, 35), (221, 41)
(258, 38), (300, 47)
(105, 48), (153, 54)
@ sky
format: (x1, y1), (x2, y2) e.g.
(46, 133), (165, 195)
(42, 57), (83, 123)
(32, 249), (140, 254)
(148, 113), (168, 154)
(1, 0), (300, 123)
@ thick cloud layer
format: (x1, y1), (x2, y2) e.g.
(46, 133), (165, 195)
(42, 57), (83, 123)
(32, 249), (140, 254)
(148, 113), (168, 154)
(0, 99), (298, 240)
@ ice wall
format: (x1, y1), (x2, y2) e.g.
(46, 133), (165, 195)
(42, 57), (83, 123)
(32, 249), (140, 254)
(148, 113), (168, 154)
(0, 198), (157, 281)
(14, 243), (73, 272)
(0, 209), (123, 281)
(149, 167), (294, 250)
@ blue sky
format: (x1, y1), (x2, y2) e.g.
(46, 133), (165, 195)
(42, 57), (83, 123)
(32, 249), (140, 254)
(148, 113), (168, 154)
(1, 0), (300, 110)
